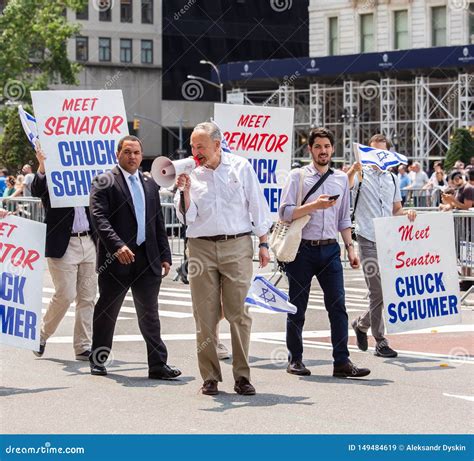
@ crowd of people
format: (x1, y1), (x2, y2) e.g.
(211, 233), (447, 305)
(339, 157), (474, 209)
(0, 125), (471, 396)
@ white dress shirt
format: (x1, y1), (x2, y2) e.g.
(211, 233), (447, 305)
(174, 151), (272, 238)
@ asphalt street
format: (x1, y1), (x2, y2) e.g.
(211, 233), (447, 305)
(1, 260), (473, 434)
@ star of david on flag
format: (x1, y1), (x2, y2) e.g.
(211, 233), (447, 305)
(354, 142), (408, 171)
(245, 275), (297, 314)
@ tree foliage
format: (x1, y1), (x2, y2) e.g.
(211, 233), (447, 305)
(0, 0), (86, 170)
(445, 128), (474, 172)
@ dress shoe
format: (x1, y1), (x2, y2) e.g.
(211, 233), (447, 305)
(148, 364), (182, 380)
(33, 340), (46, 358)
(201, 380), (218, 395)
(375, 344), (398, 358)
(333, 360), (370, 378)
(90, 363), (107, 376)
(351, 320), (368, 351)
(287, 360), (311, 376)
(217, 342), (230, 360)
(234, 377), (256, 395)
(75, 350), (91, 361)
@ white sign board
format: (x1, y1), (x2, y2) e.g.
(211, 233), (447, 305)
(214, 103), (294, 220)
(374, 212), (461, 334)
(31, 90), (129, 208)
(0, 216), (46, 351)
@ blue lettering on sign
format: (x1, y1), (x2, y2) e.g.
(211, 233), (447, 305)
(58, 140), (116, 167)
(263, 187), (282, 213)
(387, 295), (458, 323)
(50, 169), (106, 197)
(248, 158), (278, 184)
(0, 305), (37, 339)
(0, 273), (26, 304)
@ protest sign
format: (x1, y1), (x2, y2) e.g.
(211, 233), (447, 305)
(31, 90), (128, 207)
(0, 216), (46, 351)
(374, 212), (461, 333)
(214, 103), (294, 219)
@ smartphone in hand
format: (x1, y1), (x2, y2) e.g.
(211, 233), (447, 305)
(328, 194), (340, 201)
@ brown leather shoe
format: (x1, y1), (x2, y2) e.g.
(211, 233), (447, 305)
(333, 360), (370, 378)
(287, 360), (311, 376)
(234, 377), (256, 395)
(201, 380), (218, 395)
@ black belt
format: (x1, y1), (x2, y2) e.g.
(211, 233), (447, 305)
(71, 231), (91, 237)
(197, 232), (251, 242)
(302, 238), (337, 246)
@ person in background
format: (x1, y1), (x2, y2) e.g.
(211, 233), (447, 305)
(2, 176), (16, 198)
(440, 171), (474, 211)
(0, 168), (8, 196)
(21, 164), (35, 197)
(397, 164), (411, 205)
(424, 162), (447, 207)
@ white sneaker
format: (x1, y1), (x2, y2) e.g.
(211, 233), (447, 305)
(217, 342), (230, 360)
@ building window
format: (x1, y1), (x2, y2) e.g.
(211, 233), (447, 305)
(141, 40), (153, 64)
(99, 0), (112, 21)
(99, 37), (111, 62)
(76, 3), (88, 20)
(142, 0), (153, 24)
(121, 0), (132, 23)
(394, 10), (409, 50)
(432, 6), (446, 46)
(120, 39), (132, 63)
(328, 17), (338, 56)
(360, 13), (374, 52)
(76, 37), (88, 62)
(470, 3), (474, 44)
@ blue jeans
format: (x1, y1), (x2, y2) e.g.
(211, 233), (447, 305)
(285, 242), (350, 366)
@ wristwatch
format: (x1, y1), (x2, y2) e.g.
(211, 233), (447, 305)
(259, 242), (269, 249)
(345, 242), (354, 250)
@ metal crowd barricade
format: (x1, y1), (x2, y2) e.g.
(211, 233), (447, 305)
(0, 197), (45, 222)
(453, 210), (474, 304)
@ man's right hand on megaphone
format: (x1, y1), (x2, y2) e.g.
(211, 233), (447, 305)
(176, 173), (191, 192)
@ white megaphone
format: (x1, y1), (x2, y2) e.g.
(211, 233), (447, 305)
(151, 156), (199, 188)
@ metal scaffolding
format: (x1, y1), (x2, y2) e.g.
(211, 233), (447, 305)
(231, 73), (474, 167)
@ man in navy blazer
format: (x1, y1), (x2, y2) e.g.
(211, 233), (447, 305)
(89, 135), (181, 380)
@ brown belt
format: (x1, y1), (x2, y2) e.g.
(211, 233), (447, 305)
(197, 232), (252, 242)
(301, 238), (337, 246)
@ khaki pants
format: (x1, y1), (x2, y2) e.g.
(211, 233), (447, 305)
(42, 236), (97, 354)
(188, 236), (253, 382)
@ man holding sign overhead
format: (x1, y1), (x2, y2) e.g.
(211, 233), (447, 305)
(347, 134), (416, 358)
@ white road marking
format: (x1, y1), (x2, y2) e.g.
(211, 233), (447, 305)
(443, 393), (474, 402)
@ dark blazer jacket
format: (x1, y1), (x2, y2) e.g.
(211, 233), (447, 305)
(31, 173), (95, 258)
(89, 166), (171, 277)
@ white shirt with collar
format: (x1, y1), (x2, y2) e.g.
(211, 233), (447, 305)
(174, 151), (272, 238)
(118, 165), (146, 208)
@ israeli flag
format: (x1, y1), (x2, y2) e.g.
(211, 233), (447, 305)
(245, 275), (297, 314)
(18, 105), (39, 148)
(354, 143), (408, 171)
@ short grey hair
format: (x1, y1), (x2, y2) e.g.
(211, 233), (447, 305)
(193, 122), (222, 142)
